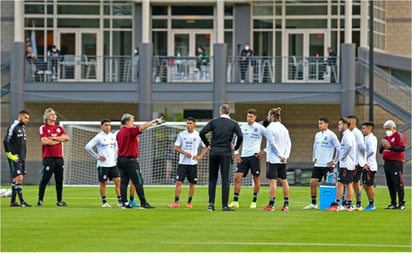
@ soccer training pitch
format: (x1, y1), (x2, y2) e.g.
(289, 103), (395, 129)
(1, 185), (411, 252)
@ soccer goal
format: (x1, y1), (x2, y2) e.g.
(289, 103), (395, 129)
(60, 121), (252, 186)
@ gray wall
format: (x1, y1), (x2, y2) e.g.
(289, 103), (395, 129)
(234, 3), (251, 56)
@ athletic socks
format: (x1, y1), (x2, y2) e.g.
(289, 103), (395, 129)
(174, 196), (180, 203)
(188, 196), (192, 203)
(252, 192), (258, 202)
(15, 184), (23, 202)
(233, 193), (239, 202)
(11, 183), (16, 203)
(269, 197), (275, 207)
(369, 199), (374, 205)
(311, 195), (316, 205)
(284, 197), (289, 207)
(102, 196), (107, 204)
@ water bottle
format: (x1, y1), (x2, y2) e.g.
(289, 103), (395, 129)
(326, 171), (334, 185)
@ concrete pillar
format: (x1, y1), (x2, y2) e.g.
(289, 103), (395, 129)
(360, 0), (368, 47)
(10, 0), (25, 120)
(141, 0), (150, 43)
(213, 44), (227, 117)
(340, 43), (356, 117)
(138, 43), (153, 121)
(216, 0), (224, 44)
(345, 0), (352, 43)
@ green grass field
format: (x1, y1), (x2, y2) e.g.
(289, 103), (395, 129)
(1, 185), (411, 252)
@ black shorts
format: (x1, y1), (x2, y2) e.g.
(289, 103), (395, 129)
(266, 163), (287, 180)
(176, 164), (198, 184)
(311, 166), (332, 181)
(236, 155), (260, 177)
(352, 164), (364, 182)
(8, 159), (26, 178)
(97, 166), (120, 182)
(362, 169), (376, 186)
(337, 167), (353, 184)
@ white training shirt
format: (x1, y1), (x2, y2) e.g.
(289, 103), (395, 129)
(238, 122), (267, 157)
(335, 129), (356, 170)
(85, 131), (117, 167)
(265, 121), (291, 164)
(364, 132), (378, 171)
(312, 129), (340, 167)
(352, 127), (366, 166)
(175, 130), (205, 165)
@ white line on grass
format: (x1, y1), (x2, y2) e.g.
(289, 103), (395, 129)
(160, 241), (411, 249)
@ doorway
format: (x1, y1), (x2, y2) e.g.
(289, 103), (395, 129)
(58, 30), (101, 81)
(285, 30), (327, 82)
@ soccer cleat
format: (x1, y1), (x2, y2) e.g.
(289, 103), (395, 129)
(397, 204), (406, 210)
(364, 205), (376, 211)
(168, 202), (180, 208)
(121, 203), (132, 209)
(303, 203), (318, 210)
(21, 201), (32, 207)
(207, 204), (215, 211)
(222, 206), (235, 211)
(186, 202), (192, 208)
(56, 201), (68, 207)
(117, 202), (123, 207)
(352, 205), (363, 211)
(129, 200), (139, 207)
(228, 201), (239, 208)
(102, 202), (111, 208)
(344, 205), (353, 211)
(326, 204), (338, 211)
(10, 202), (20, 207)
(250, 202), (257, 209)
(37, 200), (43, 206)
(385, 204), (397, 209)
(140, 202), (155, 209)
(280, 205), (289, 211)
(261, 205), (274, 211)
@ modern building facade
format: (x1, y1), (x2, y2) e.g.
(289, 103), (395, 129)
(1, 0), (411, 184)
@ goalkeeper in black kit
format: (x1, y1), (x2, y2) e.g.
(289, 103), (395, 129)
(3, 110), (31, 207)
(200, 104), (243, 211)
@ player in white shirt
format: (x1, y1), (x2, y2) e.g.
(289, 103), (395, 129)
(304, 117), (340, 209)
(262, 107), (292, 211)
(229, 109), (267, 209)
(347, 115), (366, 210)
(168, 117), (208, 208)
(326, 118), (356, 211)
(361, 122), (378, 211)
(85, 119), (121, 207)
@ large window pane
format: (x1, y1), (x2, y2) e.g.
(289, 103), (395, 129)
(286, 6), (327, 15)
(58, 19), (99, 28)
(171, 6), (213, 16)
(172, 20), (213, 29)
(286, 19), (327, 29)
(112, 31), (132, 55)
(253, 6), (273, 16)
(152, 19), (167, 29)
(253, 31), (273, 56)
(58, 5), (99, 15)
(254, 19), (273, 29)
(153, 31), (168, 55)
(113, 19), (132, 29)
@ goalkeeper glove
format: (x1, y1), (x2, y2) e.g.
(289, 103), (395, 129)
(6, 152), (19, 162)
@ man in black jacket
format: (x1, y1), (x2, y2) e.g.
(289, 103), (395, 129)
(200, 104), (243, 211)
(3, 110), (31, 207)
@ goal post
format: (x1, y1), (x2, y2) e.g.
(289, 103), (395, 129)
(60, 121), (252, 186)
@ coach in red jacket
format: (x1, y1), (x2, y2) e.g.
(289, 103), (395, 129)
(379, 120), (406, 210)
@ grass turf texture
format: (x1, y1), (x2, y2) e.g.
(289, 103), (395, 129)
(1, 185), (411, 252)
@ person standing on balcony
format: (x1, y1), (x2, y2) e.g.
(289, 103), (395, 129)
(303, 117), (340, 210)
(3, 110), (31, 207)
(262, 107), (292, 211)
(37, 108), (70, 207)
(379, 120), (406, 210)
(200, 104), (243, 211)
(239, 43), (253, 83)
(49, 45), (60, 79)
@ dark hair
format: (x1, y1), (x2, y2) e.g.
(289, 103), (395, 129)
(18, 110), (29, 115)
(247, 108), (257, 116)
(100, 119), (111, 125)
(186, 117), (196, 123)
(339, 117), (351, 127)
(347, 115), (359, 125)
(362, 121), (374, 130)
(318, 117), (329, 124)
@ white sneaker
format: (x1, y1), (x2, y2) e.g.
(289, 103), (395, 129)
(303, 203), (318, 209)
(117, 202), (123, 207)
(228, 201), (239, 208)
(102, 202), (111, 208)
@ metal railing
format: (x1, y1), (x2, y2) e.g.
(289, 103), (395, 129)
(25, 55), (340, 84)
(357, 59), (411, 116)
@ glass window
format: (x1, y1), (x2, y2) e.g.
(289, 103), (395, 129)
(225, 31), (233, 56)
(171, 6), (213, 16)
(112, 5), (132, 15)
(25, 18), (45, 27)
(172, 20), (213, 29)
(58, 19), (99, 28)
(104, 19), (110, 28)
(286, 6), (327, 15)
(224, 20), (233, 29)
(253, 31), (273, 56)
(113, 19), (132, 29)
(224, 6), (233, 16)
(254, 19), (273, 29)
(58, 5), (99, 15)
(286, 19), (327, 29)
(152, 6), (168, 16)
(152, 19), (167, 29)
(152, 31), (168, 55)
(25, 4), (45, 14)
(253, 6), (273, 16)
(112, 31), (132, 55)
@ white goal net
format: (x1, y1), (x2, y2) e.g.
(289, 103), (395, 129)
(60, 121), (252, 186)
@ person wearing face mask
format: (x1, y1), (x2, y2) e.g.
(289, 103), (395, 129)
(239, 43), (253, 83)
(379, 120), (406, 210)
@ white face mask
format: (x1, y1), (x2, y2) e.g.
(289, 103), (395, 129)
(386, 130), (393, 137)
(245, 47), (249, 50)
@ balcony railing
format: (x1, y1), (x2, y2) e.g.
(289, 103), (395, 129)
(25, 55), (340, 84)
